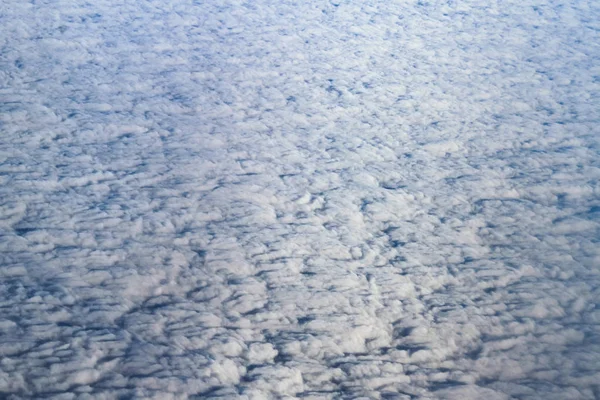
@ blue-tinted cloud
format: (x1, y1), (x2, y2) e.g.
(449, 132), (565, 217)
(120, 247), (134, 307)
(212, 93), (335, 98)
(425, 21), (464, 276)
(1, 0), (599, 398)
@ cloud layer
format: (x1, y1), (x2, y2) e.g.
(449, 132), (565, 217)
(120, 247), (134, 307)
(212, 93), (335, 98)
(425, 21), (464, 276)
(1, 0), (599, 398)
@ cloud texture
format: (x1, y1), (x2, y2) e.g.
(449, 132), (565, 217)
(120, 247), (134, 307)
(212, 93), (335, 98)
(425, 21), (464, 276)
(1, 0), (599, 398)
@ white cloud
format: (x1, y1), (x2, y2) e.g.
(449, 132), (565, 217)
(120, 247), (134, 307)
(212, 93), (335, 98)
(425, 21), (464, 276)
(0, 0), (598, 398)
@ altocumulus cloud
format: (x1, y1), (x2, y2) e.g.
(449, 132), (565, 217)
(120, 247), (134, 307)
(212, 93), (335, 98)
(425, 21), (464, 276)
(0, 0), (599, 399)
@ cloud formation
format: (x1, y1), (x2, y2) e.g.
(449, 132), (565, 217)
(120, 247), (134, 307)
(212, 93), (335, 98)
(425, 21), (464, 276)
(1, 0), (599, 398)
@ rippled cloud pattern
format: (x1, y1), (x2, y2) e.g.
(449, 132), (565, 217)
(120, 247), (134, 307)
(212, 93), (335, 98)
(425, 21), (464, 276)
(1, 0), (599, 399)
